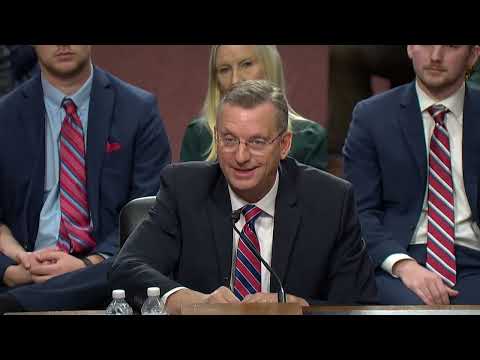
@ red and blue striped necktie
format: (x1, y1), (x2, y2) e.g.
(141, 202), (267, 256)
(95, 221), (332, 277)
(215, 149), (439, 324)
(57, 98), (96, 255)
(233, 204), (263, 300)
(426, 104), (456, 287)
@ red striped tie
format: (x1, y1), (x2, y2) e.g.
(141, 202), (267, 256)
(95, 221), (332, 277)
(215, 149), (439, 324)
(426, 104), (456, 287)
(57, 98), (96, 255)
(233, 205), (263, 300)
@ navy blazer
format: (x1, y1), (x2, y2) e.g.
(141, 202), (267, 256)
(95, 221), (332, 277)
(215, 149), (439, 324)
(344, 82), (480, 268)
(0, 66), (171, 280)
(110, 158), (377, 307)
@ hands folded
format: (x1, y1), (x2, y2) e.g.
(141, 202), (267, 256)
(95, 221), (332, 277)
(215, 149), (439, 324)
(4, 248), (85, 287)
(204, 286), (309, 306)
(166, 286), (309, 315)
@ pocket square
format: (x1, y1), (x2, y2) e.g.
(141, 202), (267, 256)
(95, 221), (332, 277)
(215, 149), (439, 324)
(106, 142), (121, 153)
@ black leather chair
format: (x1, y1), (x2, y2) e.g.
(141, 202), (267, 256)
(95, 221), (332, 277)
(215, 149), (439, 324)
(119, 196), (156, 247)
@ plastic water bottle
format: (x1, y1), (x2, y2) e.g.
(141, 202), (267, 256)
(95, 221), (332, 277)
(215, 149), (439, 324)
(141, 287), (166, 315)
(105, 289), (133, 315)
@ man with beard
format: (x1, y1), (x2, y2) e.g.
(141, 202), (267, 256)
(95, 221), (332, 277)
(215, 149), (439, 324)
(344, 45), (480, 305)
(0, 45), (171, 313)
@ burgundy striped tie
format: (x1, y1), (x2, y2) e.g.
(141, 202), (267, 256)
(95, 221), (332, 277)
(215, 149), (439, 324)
(233, 205), (263, 300)
(426, 104), (456, 287)
(57, 98), (96, 255)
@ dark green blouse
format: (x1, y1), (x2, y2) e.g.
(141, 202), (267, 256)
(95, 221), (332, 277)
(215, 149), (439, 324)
(180, 116), (328, 170)
(469, 62), (480, 90)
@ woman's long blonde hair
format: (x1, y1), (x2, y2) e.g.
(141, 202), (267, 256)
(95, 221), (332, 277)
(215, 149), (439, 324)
(202, 45), (306, 161)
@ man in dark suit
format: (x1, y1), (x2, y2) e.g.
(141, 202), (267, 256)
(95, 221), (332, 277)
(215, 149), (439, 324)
(0, 45), (171, 313)
(344, 45), (480, 305)
(110, 80), (376, 314)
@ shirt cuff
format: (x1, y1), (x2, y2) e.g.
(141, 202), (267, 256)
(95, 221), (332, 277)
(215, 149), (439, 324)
(381, 254), (415, 277)
(161, 286), (187, 310)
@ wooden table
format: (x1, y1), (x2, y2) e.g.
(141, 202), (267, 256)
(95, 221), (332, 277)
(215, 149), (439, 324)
(6, 305), (480, 315)
(304, 305), (480, 315)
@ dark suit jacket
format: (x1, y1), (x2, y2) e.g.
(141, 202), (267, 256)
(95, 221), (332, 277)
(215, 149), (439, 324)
(343, 82), (480, 268)
(110, 157), (377, 306)
(0, 66), (172, 281)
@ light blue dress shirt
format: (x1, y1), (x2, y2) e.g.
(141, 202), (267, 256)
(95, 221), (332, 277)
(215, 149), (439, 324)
(35, 66), (93, 250)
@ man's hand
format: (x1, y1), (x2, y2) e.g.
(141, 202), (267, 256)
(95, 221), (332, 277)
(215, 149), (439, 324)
(15, 250), (48, 270)
(393, 259), (459, 305)
(243, 292), (309, 306)
(205, 286), (241, 304)
(3, 264), (33, 287)
(0, 224), (26, 261)
(29, 250), (84, 283)
(165, 286), (240, 315)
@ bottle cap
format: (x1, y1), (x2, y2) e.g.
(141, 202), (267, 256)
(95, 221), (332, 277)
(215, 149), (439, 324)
(147, 287), (160, 297)
(112, 289), (126, 299)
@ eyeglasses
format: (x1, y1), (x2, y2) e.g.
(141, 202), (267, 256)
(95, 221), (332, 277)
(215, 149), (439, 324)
(217, 129), (286, 155)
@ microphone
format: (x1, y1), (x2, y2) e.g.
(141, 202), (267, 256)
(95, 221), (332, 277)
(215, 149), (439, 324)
(231, 209), (287, 303)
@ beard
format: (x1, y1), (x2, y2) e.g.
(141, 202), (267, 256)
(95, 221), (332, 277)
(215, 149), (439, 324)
(41, 56), (91, 81)
(416, 68), (465, 98)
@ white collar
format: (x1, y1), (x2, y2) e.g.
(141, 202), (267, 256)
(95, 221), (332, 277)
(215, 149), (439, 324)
(228, 170), (279, 218)
(416, 80), (465, 124)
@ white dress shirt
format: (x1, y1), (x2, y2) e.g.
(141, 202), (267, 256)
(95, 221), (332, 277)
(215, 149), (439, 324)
(382, 81), (480, 276)
(228, 171), (278, 293)
(161, 171), (279, 304)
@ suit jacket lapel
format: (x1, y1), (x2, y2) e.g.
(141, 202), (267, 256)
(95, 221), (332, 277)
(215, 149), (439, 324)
(207, 170), (234, 287)
(398, 82), (428, 186)
(20, 74), (46, 243)
(85, 67), (114, 231)
(462, 85), (480, 221)
(270, 161), (300, 292)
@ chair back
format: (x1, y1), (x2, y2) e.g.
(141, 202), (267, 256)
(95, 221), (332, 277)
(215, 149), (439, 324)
(119, 196), (156, 247)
